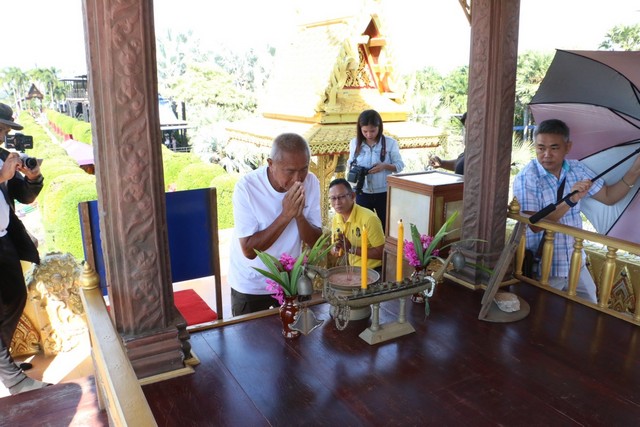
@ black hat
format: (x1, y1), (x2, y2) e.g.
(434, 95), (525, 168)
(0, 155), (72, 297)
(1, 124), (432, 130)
(0, 103), (23, 130)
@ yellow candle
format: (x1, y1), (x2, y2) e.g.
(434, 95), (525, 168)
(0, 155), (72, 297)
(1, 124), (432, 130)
(361, 226), (368, 289)
(396, 220), (404, 281)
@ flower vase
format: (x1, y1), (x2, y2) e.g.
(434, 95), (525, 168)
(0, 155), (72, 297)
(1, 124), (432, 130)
(279, 295), (301, 339)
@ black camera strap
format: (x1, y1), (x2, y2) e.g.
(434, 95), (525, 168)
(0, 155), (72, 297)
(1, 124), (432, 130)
(556, 177), (566, 203)
(353, 135), (386, 164)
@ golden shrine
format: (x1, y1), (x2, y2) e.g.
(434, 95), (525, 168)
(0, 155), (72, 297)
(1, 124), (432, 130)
(225, 13), (446, 225)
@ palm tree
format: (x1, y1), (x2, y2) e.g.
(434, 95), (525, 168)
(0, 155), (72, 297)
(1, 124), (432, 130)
(600, 24), (640, 51)
(29, 67), (63, 107)
(514, 51), (553, 132)
(1, 67), (29, 109)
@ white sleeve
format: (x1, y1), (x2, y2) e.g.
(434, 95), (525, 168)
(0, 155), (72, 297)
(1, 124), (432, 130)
(304, 174), (323, 228)
(232, 177), (259, 239)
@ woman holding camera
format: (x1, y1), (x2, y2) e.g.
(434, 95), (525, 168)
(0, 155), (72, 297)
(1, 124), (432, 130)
(346, 109), (404, 231)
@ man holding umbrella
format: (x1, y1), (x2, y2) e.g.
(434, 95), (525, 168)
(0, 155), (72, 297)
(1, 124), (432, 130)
(513, 119), (640, 303)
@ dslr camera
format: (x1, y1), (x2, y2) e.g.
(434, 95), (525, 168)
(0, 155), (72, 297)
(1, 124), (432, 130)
(347, 164), (370, 195)
(5, 133), (34, 152)
(0, 145), (38, 170)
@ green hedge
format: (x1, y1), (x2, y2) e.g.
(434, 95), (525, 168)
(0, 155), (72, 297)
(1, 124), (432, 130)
(17, 112), (238, 259)
(72, 122), (93, 144)
(211, 173), (239, 229)
(174, 162), (225, 191)
(162, 148), (199, 188)
(41, 173), (97, 259)
(46, 110), (88, 140)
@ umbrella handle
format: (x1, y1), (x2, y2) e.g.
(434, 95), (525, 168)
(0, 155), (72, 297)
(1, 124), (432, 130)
(529, 191), (578, 224)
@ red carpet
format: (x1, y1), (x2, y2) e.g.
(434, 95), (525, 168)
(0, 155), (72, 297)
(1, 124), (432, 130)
(174, 289), (218, 325)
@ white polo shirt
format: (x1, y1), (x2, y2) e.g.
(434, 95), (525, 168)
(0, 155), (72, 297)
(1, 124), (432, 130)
(228, 166), (322, 295)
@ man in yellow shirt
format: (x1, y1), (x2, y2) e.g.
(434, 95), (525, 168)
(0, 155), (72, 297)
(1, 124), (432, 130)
(329, 178), (385, 271)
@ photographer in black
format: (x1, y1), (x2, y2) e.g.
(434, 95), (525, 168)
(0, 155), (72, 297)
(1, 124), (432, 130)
(0, 103), (50, 394)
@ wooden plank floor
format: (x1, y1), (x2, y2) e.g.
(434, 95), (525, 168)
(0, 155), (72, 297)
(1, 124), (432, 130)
(2, 281), (639, 426)
(142, 281), (640, 426)
(0, 376), (108, 426)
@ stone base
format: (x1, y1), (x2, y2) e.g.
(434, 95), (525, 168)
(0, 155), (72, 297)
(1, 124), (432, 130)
(359, 321), (416, 345)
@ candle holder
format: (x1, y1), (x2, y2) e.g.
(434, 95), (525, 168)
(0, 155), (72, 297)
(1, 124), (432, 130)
(305, 251), (462, 345)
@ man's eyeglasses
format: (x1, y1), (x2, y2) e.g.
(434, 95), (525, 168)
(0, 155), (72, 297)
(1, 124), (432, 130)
(329, 193), (351, 202)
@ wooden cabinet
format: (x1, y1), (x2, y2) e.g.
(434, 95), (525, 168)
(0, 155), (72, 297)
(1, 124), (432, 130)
(383, 171), (464, 281)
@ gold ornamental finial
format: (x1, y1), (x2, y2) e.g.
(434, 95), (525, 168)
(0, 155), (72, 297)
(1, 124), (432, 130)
(508, 197), (521, 214)
(79, 261), (101, 290)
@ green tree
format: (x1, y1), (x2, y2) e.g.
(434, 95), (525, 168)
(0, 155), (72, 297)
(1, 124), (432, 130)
(29, 67), (65, 107)
(1, 67), (28, 108)
(405, 66), (445, 126)
(514, 51), (553, 131)
(156, 29), (210, 97)
(170, 62), (257, 125)
(213, 45), (275, 94)
(600, 24), (640, 51)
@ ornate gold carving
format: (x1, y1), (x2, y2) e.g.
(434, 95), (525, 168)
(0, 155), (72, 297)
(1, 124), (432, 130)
(26, 252), (88, 355)
(345, 46), (376, 88)
(10, 315), (40, 357)
(310, 154), (341, 226)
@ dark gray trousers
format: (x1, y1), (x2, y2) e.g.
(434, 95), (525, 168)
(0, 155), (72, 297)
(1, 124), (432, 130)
(0, 234), (27, 388)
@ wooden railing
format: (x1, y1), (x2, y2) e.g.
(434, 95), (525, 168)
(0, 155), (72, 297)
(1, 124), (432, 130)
(78, 263), (157, 427)
(508, 200), (640, 326)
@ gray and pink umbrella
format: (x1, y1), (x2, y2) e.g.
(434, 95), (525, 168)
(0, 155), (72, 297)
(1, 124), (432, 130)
(529, 49), (640, 244)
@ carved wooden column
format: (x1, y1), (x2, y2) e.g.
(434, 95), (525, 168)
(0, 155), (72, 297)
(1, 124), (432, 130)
(82, 0), (187, 378)
(456, 0), (521, 284)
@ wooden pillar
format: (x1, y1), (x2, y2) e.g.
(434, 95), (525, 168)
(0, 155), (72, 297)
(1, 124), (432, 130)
(456, 0), (521, 284)
(82, 0), (187, 378)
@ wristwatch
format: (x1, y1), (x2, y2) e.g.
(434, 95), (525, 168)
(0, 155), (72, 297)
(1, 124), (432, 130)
(565, 197), (577, 208)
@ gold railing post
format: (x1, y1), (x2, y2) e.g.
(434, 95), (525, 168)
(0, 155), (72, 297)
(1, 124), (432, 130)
(539, 230), (555, 286)
(509, 198), (526, 276)
(515, 235), (526, 276)
(508, 210), (640, 326)
(567, 238), (584, 297)
(598, 246), (618, 308)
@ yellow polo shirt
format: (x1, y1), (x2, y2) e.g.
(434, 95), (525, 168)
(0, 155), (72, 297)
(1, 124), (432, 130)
(331, 204), (385, 269)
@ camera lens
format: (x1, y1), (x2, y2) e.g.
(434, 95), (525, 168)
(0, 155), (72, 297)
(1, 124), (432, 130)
(23, 156), (38, 170)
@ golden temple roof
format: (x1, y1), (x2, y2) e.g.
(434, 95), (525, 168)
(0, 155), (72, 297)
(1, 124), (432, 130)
(226, 13), (445, 154)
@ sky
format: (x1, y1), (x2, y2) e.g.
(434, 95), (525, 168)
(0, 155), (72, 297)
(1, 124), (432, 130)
(2, 0), (639, 78)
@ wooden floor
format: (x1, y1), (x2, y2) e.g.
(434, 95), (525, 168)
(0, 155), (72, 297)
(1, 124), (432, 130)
(142, 281), (640, 426)
(3, 280), (640, 426)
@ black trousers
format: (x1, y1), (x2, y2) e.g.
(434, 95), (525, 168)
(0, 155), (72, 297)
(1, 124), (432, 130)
(356, 192), (388, 231)
(231, 288), (279, 316)
(0, 234), (27, 388)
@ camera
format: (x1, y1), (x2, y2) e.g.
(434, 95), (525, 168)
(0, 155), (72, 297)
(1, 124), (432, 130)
(347, 164), (370, 194)
(5, 133), (34, 152)
(0, 147), (38, 170)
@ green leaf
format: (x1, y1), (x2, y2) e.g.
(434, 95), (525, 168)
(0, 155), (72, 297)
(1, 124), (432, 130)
(424, 211), (459, 260)
(253, 250), (286, 287)
(252, 267), (284, 285)
(288, 249), (307, 294)
(307, 233), (332, 266)
(410, 223), (426, 264)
